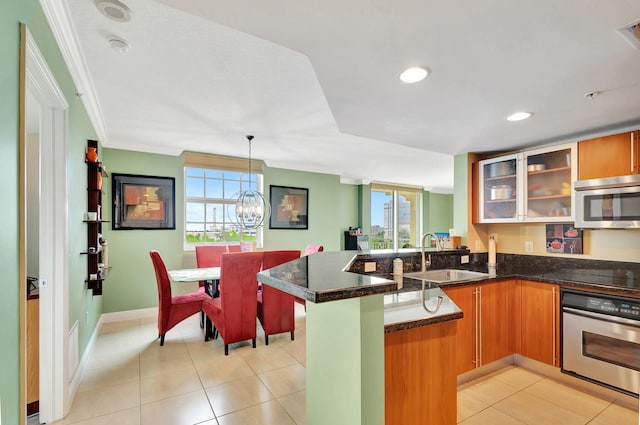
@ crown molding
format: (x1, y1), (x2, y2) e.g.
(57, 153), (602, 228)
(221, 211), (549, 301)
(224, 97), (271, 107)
(40, 0), (109, 143)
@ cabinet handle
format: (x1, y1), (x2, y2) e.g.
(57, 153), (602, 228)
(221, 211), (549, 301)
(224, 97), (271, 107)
(552, 287), (557, 366)
(632, 132), (636, 173)
(478, 287), (482, 367)
(473, 288), (479, 366)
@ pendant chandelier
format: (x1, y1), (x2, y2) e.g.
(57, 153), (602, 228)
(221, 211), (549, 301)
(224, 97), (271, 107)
(231, 135), (269, 230)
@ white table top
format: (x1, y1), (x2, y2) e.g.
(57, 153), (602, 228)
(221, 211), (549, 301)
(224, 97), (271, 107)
(168, 267), (220, 282)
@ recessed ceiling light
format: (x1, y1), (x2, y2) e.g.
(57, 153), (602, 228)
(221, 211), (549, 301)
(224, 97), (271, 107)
(506, 112), (532, 122)
(399, 67), (430, 84)
(95, 0), (131, 23)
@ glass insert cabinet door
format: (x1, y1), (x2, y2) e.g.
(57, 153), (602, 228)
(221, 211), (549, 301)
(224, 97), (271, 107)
(479, 154), (520, 222)
(524, 144), (575, 222)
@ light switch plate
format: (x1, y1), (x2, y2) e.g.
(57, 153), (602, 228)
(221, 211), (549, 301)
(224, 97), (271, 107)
(364, 262), (376, 272)
(525, 241), (534, 253)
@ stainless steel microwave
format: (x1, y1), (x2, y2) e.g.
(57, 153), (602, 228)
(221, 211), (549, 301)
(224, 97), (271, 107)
(573, 175), (640, 229)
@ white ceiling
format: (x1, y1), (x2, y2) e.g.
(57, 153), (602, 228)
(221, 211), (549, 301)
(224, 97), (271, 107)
(53, 0), (640, 192)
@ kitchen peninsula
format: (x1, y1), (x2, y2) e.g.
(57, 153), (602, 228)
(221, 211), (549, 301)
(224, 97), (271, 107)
(258, 249), (640, 425)
(258, 249), (471, 425)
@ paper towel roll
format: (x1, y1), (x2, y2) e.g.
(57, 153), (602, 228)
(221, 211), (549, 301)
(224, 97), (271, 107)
(488, 235), (496, 266)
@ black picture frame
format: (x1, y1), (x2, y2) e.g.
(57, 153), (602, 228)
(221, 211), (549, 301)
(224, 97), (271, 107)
(269, 185), (309, 229)
(112, 173), (175, 230)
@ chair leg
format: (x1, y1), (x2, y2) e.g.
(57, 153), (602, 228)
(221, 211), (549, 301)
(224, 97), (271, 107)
(252, 338), (256, 349)
(160, 334), (165, 346)
(204, 317), (211, 342)
(265, 335), (269, 345)
(290, 331), (295, 341)
(224, 344), (229, 356)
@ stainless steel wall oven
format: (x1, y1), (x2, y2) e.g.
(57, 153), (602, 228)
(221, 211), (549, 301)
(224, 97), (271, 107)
(561, 289), (640, 396)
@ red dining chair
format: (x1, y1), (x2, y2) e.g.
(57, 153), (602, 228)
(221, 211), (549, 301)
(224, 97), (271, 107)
(303, 244), (324, 256)
(258, 250), (301, 345)
(195, 245), (227, 295)
(149, 250), (210, 346)
(203, 252), (264, 355)
(227, 244), (242, 253)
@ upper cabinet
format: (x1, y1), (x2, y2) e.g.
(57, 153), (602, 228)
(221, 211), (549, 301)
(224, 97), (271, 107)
(578, 130), (639, 180)
(478, 143), (577, 223)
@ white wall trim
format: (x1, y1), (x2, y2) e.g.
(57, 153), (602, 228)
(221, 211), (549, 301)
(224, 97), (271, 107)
(40, 0), (108, 143)
(25, 27), (69, 423)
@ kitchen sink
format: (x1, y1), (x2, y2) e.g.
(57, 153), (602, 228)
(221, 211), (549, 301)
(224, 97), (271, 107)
(405, 269), (490, 283)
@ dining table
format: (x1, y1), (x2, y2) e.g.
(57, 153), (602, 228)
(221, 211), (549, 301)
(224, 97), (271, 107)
(168, 267), (221, 297)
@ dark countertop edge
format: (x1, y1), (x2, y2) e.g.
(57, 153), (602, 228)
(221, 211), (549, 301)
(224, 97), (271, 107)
(257, 271), (398, 303)
(384, 310), (463, 333)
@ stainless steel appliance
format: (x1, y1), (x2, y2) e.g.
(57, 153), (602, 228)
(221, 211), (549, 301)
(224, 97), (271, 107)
(562, 289), (640, 396)
(573, 174), (640, 229)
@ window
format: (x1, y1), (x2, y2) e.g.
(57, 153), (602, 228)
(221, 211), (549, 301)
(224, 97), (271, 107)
(184, 166), (263, 247)
(371, 184), (421, 250)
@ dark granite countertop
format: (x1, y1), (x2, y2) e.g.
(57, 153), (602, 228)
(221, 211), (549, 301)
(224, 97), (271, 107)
(257, 251), (398, 303)
(257, 249), (640, 333)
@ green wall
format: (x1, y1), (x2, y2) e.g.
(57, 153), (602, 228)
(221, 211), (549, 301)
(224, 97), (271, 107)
(100, 149), (360, 313)
(1, 1), (100, 422)
(101, 148), (185, 313)
(263, 167), (358, 252)
(424, 192), (453, 234)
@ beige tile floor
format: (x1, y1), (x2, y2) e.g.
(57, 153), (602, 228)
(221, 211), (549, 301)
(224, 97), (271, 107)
(51, 304), (638, 425)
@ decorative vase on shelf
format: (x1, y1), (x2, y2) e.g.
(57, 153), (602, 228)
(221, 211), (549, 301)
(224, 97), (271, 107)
(86, 147), (98, 163)
(97, 172), (102, 190)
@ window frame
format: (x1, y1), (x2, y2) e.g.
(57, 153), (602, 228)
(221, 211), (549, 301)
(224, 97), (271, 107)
(183, 166), (264, 250)
(370, 184), (422, 251)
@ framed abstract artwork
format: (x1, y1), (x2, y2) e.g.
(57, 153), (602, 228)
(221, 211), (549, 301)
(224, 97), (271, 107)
(112, 173), (175, 230)
(269, 185), (308, 230)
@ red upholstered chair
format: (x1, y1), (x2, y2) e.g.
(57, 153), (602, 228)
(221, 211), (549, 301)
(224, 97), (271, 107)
(227, 244), (242, 253)
(149, 250), (210, 346)
(195, 245), (227, 295)
(303, 244), (324, 256)
(258, 250), (301, 345)
(203, 252), (264, 355)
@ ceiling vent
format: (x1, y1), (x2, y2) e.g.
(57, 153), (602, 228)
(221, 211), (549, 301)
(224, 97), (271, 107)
(95, 0), (131, 23)
(617, 20), (640, 50)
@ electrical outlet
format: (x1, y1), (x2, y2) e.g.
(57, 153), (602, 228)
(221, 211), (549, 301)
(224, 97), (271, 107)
(461, 255), (469, 264)
(525, 241), (534, 253)
(364, 262), (376, 272)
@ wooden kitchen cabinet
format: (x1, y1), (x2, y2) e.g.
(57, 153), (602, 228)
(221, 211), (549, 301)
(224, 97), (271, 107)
(444, 280), (515, 374)
(480, 281), (516, 365)
(578, 130), (639, 180)
(517, 280), (560, 367)
(385, 320), (457, 425)
(443, 285), (476, 374)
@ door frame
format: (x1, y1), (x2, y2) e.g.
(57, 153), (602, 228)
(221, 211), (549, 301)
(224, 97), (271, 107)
(22, 25), (70, 423)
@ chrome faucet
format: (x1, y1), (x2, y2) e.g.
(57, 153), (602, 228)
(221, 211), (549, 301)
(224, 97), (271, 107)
(421, 232), (442, 272)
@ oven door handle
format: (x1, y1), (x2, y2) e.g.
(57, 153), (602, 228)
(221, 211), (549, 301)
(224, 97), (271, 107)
(563, 307), (640, 328)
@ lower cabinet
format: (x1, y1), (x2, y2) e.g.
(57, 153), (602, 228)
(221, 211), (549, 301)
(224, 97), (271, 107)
(517, 280), (560, 367)
(444, 280), (516, 375)
(385, 320), (457, 425)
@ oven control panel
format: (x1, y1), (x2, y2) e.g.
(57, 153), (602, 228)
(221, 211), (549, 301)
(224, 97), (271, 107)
(562, 290), (640, 320)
